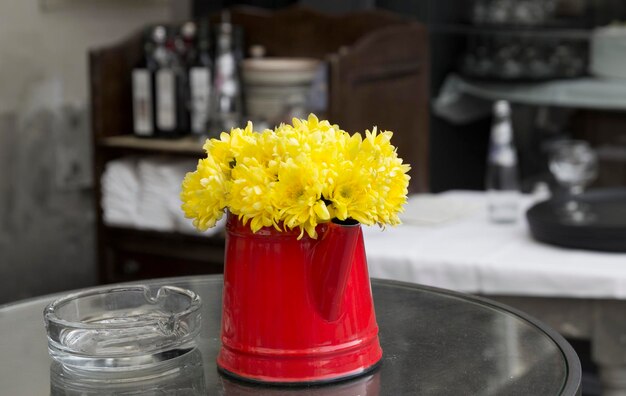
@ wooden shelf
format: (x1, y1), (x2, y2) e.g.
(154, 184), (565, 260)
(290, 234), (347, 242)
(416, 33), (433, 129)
(102, 226), (225, 283)
(430, 24), (591, 40)
(89, 5), (429, 284)
(106, 226), (225, 262)
(98, 135), (205, 156)
(438, 74), (626, 111)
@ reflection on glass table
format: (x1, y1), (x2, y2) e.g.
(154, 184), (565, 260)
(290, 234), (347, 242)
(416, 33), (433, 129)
(0, 275), (581, 395)
(50, 348), (206, 395)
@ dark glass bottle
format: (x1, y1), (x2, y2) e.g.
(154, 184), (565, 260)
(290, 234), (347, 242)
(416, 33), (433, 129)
(209, 11), (243, 136)
(188, 20), (213, 136)
(153, 25), (189, 137)
(131, 28), (156, 137)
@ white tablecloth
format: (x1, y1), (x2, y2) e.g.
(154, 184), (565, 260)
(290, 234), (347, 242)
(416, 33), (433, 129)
(364, 191), (626, 299)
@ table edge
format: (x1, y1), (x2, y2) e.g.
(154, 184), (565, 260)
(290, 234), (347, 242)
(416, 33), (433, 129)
(0, 275), (581, 395)
(372, 278), (582, 396)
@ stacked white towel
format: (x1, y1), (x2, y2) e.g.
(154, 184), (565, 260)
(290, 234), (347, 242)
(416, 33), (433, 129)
(101, 157), (225, 236)
(136, 157), (187, 231)
(101, 157), (141, 228)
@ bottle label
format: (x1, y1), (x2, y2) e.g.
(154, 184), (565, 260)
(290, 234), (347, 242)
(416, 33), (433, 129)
(156, 69), (177, 132)
(131, 69), (153, 136)
(189, 67), (211, 134)
(492, 123), (512, 145)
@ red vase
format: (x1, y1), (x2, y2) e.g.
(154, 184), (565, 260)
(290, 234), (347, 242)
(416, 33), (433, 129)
(217, 213), (383, 384)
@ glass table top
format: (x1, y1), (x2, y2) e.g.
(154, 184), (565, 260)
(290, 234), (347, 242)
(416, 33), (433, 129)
(0, 276), (580, 395)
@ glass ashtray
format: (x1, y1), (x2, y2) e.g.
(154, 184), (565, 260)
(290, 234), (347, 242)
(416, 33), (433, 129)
(44, 285), (202, 373)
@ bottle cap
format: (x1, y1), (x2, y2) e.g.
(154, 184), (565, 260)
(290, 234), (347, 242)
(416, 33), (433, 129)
(152, 25), (167, 44)
(181, 21), (196, 39)
(493, 100), (511, 118)
(249, 45), (266, 58)
(219, 10), (233, 34)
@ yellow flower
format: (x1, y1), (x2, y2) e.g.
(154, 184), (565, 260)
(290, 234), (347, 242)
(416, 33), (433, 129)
(357, 128), (411, 226)
(273, 156), (330, 239)
(180, 157), (230, 231)
(202, 122), (258, 174)
(180, 115), (411, 238)
(326, 159), (375, 225)
(229, 156), (278, 232)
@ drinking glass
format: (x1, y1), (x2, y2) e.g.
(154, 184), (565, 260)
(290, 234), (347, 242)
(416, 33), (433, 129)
(548, 140), (598, 224)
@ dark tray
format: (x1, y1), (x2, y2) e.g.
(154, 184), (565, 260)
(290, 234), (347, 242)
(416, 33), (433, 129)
(526, 188), (626, 252)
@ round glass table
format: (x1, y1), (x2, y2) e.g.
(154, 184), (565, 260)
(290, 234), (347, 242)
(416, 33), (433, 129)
(0, 276), (580, 395)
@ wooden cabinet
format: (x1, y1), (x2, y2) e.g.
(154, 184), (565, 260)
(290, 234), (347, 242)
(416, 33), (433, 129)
(89, 6), (430, 284)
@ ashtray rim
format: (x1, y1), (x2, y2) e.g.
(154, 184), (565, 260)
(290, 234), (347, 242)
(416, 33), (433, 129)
(43, 285), (201, 330)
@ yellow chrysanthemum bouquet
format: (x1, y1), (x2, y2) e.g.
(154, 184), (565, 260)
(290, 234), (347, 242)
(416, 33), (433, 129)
(181, 114), (410, 239)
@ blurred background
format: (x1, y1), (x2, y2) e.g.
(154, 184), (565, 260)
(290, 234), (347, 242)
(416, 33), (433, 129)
(4, 1), (626, 393)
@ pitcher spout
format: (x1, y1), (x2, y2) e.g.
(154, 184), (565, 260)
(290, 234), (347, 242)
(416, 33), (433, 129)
(309, 220), (361, 322)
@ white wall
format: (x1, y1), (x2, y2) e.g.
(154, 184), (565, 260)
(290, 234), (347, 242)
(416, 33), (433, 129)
(0, 0), (173, 112)
(0, 0), (181, 303)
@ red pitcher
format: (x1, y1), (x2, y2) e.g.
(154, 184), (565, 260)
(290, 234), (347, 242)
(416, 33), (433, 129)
(217, 213), (383, 384)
